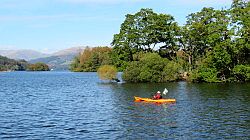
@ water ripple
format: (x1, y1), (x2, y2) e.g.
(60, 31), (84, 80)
(0, 72), (249, 139)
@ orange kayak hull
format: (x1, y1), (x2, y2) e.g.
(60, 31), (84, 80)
(134, 96), (176, 103)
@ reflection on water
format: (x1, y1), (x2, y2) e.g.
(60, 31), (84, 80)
(0, 72), (249, 139)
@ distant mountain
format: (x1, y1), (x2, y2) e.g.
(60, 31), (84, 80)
(0, 49), (48, 60)
(29, 55), (73, 70)
(29, 47), (85, 70)
(52, 47), (85, 56)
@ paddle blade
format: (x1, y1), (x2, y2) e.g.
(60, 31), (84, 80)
(163, 88), (168, 95)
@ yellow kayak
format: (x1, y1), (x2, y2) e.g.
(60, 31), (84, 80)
(134, 96), (176, 103)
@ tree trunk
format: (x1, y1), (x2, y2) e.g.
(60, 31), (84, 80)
(188, 55), (192, 71)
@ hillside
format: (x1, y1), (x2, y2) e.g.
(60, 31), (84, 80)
(0, 49), (48, 60)
(29, 55), (74, 70)
(29, 47), (85, 70)
(52, 47), (85, 56)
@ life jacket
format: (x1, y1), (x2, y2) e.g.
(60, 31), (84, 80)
(153, 93), (162, 99)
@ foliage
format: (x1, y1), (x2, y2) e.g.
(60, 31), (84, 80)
(122, 53), (182, 82)
(112, 8), (179, 52)
(233, 65), (250, 82)
(97, 65), (118, 81)
(180, 7), (231, 68)
(230, 0), (250, 65)
(0, 55), (28, 71)
(122, 61), (141, 82)
(110, 45), (132, 71)
(70, 56), (81, 72)
(70, 46), (112, 72)
(72, 0), (250, 83)
(180, 0), (249, 83)
(111, 8), (179, 70)
(27, 62), (50, 71)
(189, 67), (220, 83)
(162, 61), (182, 82)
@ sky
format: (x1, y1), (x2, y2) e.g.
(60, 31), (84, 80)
(0, 0), (232, 53)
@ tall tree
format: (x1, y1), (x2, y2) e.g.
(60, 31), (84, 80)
(230, 0), (250, 65)
(111, 8), (179, 70)
(181, 7), (231, 68)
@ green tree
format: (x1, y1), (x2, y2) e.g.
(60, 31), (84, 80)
(181, 7), (231, 68)
(0, 55), (29, 71)
(70, 47), (112, 72)
(111, 8), (179, 70)
(230, 0), (250, 65)
(70, 56), (81, 71)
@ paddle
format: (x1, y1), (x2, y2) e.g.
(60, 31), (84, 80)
(163, 88), (168, 95)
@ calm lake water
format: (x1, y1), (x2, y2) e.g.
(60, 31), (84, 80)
(0, 72), (249, 139)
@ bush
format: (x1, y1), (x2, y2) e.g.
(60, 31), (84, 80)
(162, 61), (181, 82)
(189, 66), (220, 83)
(199, 67), (220, 83)
(233, 65), (250, 82)
(122, 53), (182, 83)
(122, 61), (141, 82)
(97, 65), (118, 81)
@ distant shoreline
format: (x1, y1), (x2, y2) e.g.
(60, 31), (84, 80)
(0, 70), (13, 72)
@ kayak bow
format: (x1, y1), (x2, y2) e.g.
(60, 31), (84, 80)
(134, 96), (176, 103)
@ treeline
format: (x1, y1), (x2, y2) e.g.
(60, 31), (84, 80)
(70, 47), (112, 72)
(0, 55), (28, 71)
(0, 55), (50, 71)
(71, 0), (249, 83)
(27, 62), (50, 71)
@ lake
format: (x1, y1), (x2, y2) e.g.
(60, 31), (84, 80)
(0, 72), (249, 139)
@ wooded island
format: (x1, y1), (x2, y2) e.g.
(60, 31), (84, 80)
(70, 0), (248, 83)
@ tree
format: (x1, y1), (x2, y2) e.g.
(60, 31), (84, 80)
(70, 56), (80, 71)
(70, 46), (112, 72)
(111, 8), (179, 70)
(181, 7), (231, 68)
(230, 0), (250, 65)
(0, 55), (29, 71)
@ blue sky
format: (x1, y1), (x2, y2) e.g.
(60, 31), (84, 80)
(0, 0), (232, 53)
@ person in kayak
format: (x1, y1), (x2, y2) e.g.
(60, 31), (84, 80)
(153, 91), (162, 100)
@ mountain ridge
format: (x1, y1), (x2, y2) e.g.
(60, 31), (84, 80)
(29, 47), (86, 70)
(0, 49), (48, 60)
(0, 46), (86, 70)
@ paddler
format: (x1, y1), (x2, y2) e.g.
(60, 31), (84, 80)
(153, 91), (162, 100)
